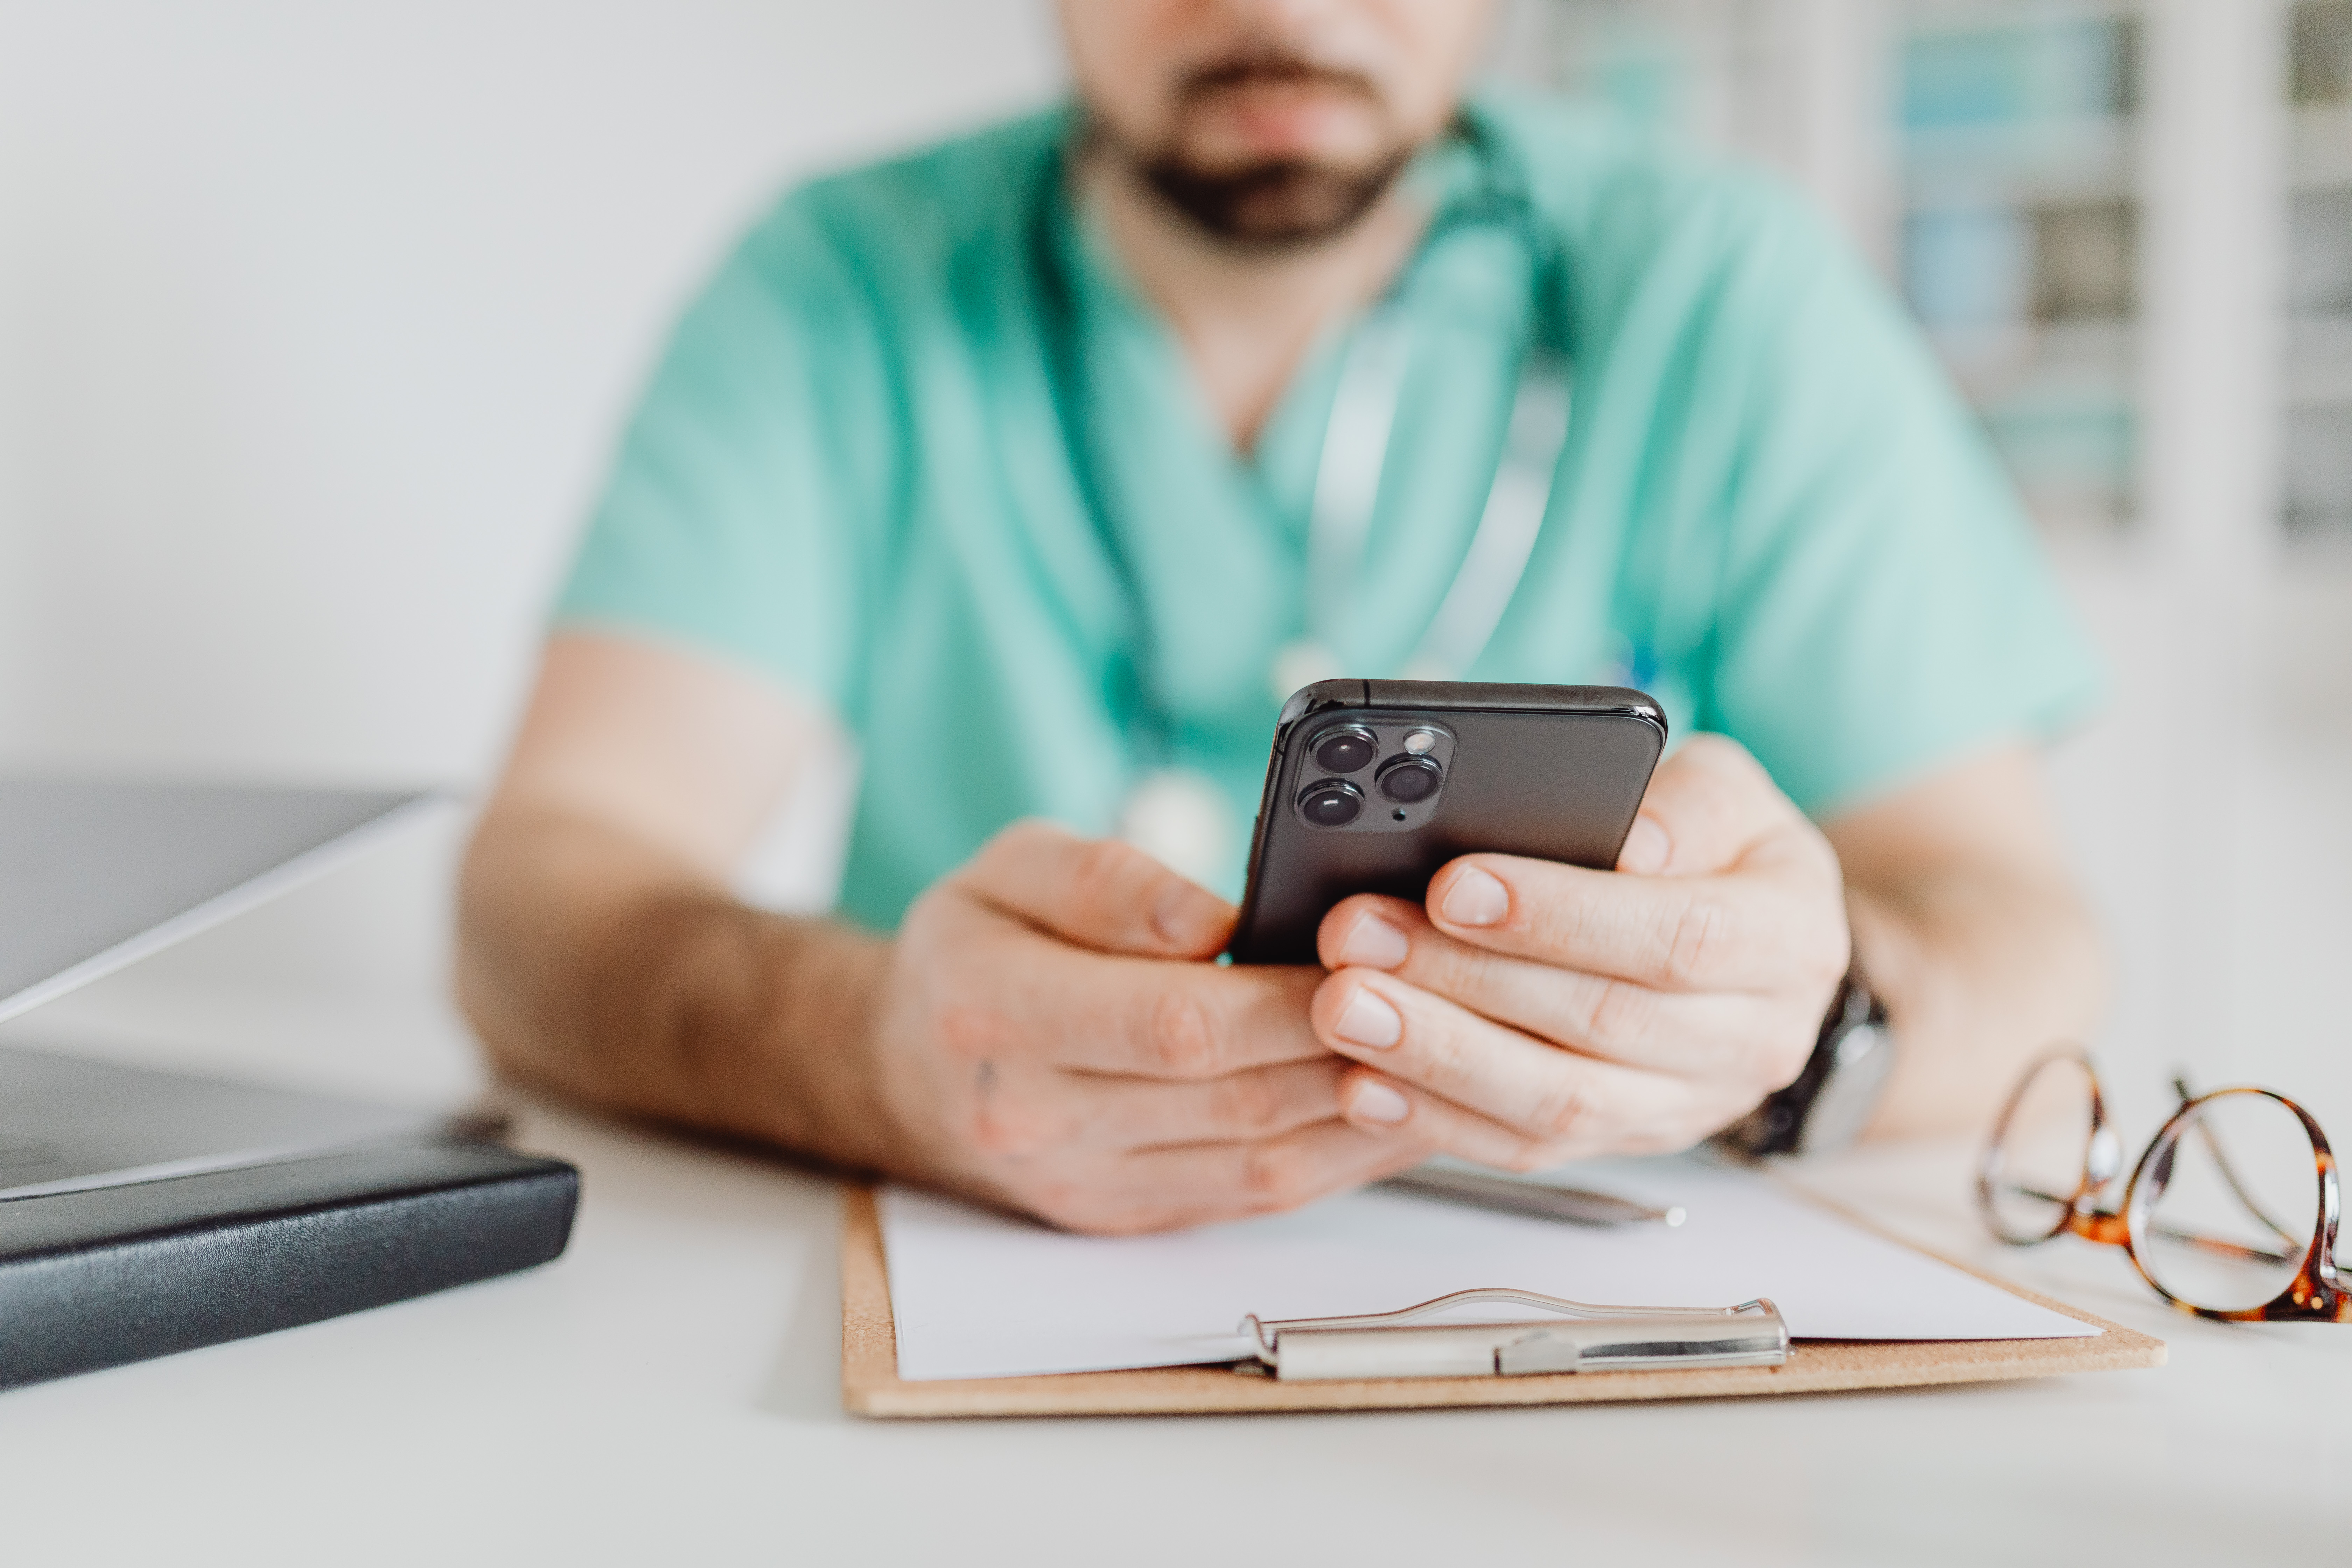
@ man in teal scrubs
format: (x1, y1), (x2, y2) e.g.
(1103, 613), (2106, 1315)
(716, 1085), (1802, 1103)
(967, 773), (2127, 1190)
(459, 1), (2105, 1232)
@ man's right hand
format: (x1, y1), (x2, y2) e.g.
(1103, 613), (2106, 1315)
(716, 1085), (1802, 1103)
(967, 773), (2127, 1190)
(460, 635), (1427, 1237)
(861, 820), (1432, 1234)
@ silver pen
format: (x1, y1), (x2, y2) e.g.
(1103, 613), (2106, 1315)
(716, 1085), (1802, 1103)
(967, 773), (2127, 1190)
(1380, 1167), (1687, 1228)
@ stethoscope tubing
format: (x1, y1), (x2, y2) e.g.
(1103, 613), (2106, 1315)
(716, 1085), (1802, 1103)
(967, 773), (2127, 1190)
(1032, 112), (1574, 759)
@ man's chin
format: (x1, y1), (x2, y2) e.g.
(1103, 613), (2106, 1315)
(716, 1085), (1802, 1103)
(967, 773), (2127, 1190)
(1139, 154), (1410, 248)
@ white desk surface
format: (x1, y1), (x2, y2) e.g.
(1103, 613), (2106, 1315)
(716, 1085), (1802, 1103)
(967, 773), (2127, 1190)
(3, 996), (2346, 1568)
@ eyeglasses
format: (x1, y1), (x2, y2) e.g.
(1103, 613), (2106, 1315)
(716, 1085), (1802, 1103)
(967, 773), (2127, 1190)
(1977, 1050), (2347, 1322)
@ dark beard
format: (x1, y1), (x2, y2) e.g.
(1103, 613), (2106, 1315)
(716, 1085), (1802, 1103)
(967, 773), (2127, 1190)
(1098, 50), (1416, 248)
(1138, 148), (1411, 247)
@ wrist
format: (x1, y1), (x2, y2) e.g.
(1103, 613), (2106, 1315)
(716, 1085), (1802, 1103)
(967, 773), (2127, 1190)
(746, 914), (906, 1175)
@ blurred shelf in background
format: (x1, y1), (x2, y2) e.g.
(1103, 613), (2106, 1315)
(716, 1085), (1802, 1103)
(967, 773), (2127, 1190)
(2289, 0), (2352, 536)
(1505, 0), (2350, 547)
(1899, 0), (2141, 534)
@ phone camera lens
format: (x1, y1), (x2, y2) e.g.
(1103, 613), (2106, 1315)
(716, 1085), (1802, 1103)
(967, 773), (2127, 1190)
(1310, 725), (1378, 774)
(1376, 755), (1442, 804)
(1297, 778), (1364, 828)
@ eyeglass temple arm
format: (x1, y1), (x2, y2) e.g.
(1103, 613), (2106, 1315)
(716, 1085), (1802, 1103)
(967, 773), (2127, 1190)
(2001, 1183), (2301, 1267)
(2174, 1075), (2306, 1254)
(2146, 1221), (2298, 1268)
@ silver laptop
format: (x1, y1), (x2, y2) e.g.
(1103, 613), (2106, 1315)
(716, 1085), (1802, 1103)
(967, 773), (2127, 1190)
(0, 778), (464, 1198)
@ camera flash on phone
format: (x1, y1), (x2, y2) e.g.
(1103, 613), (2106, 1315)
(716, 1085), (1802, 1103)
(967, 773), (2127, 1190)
(1402, 729), (1439, 755)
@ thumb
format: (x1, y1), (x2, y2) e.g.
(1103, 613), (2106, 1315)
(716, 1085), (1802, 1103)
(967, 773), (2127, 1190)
(953, 819), (1235, 958)
(1614, 734), (1801, 877)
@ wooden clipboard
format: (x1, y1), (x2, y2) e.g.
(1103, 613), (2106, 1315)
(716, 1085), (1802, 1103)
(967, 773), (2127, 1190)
(839, 1186), (2164, 1419)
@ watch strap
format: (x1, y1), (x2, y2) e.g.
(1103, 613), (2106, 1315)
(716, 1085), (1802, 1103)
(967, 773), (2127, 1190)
(1716, 975), (1893, 1158)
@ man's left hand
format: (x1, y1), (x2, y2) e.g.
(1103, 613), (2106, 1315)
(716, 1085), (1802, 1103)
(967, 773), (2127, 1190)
(1309, 734), (1850, 1168)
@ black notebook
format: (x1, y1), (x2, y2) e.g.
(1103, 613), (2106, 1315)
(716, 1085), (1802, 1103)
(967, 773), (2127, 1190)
(0, 1045), (579, 1389)
(0, 779), (579, 1390)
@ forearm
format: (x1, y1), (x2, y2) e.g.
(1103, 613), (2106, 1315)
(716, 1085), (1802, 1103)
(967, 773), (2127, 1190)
(456, 803), (898, 1170)
(1845, 866), (2107, 1139)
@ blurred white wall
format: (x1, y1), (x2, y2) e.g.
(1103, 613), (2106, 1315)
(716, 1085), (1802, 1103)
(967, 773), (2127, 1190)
(0, 0), (1063, 786)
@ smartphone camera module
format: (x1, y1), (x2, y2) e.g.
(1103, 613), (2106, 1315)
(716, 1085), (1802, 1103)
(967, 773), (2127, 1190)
(1376, 754), (1443, 804)
(1310, 725), (1378, 774)
(1296, 777), (1364, 828)
(1290, 720), (1454, 831)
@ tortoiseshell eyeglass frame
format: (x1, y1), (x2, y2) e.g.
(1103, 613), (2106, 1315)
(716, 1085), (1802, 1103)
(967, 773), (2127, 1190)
(1977, 1048), (2348, 1324)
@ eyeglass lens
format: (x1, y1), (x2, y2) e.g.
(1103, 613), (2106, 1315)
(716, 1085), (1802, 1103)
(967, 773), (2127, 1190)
(1984, 1055), (2100, 1244)
(2132, 1092), (2319, 1313)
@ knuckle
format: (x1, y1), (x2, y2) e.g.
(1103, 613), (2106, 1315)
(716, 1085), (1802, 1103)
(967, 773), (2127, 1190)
(1406, 1020), (1472, 1094)
(968, 1100), (1032, 1156)
(1413, 937), (1491, 1002)
(1527, 1079), (1596, 1144)
(1238, 1141), (1315, 1210)
(1145, 986), (1224, 1077)
(968, 817), (1052, 883)
(1208, 1069), (1287, 1136)
(1581, 976), (1658, 1053)
(1532, 893), (1606, 965)
(1659, 894), (1728, 987)
(1069, 835), (1141, 908)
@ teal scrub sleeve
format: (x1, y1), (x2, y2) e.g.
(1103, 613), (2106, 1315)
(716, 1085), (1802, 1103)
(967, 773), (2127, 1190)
(1689, 188), (2103, 816)
(553, 198), (890, 720)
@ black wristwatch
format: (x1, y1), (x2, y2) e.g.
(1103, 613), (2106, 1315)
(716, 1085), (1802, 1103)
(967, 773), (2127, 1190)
(1716, 973), (1895, 1157)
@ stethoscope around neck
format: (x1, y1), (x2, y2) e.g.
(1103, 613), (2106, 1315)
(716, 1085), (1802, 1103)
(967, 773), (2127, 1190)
(1276, 275), (1571, 701)
(1032, 126), (1575, 877)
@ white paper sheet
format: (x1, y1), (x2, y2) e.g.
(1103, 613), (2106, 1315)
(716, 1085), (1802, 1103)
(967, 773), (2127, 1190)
(877, 1156), (2095, 1381)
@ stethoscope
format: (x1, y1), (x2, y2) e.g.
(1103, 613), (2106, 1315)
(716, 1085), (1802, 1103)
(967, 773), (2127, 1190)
(1032, 118), (1574, 879)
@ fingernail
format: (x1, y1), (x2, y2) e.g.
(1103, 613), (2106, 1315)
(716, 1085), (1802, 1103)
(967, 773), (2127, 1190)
(1334, 987), (1403, 1049)
(1349, 1080), (1411, 1125)
(1336, 911), (1409, 970)
(1439, 866), (1509, 927)
(1618, 814), (1670, 875)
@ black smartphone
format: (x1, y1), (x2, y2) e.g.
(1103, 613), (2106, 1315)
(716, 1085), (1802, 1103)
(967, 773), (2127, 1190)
(1227, 680), (1667, 965)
